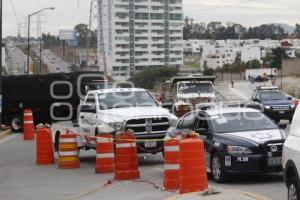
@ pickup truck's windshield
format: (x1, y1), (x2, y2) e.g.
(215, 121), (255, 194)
(260, 91), (287, 101)
(178, 82), (213, 94)
(98, 91), (158, 110)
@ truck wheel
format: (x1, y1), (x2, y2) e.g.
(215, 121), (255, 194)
(10, 115), (23, 132)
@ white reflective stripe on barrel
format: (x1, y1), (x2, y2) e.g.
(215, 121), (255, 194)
(24, 113), (33, 116)
(164, 146), (179, 152)
(59, 151), (78, 156)
(96, 153), (114, 158)
(97, 138), (112, 143)
(23, 121), (34, 124)
(164, 164), (180, 170)
(59, 138), (77, 143)
(116, 143), (136, 148)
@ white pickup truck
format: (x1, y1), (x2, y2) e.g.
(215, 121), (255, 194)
(51, 88), (178, 154)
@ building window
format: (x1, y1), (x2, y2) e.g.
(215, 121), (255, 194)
(169, 14), (183, 20)
(150, 13), (164, 20)
(135, 13), (149, 20)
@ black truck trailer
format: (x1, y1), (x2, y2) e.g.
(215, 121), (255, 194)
(3, 71), (105, 132)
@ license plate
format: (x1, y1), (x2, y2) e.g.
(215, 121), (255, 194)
(268, 157), (282, 166)
(279, 111), (285, 114)
(145, 141), (157, 148)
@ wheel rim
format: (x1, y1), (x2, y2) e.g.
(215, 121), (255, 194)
(289, 183), (298, 200)
(12, 118), (21, 130)
(212, 156), (221, 180)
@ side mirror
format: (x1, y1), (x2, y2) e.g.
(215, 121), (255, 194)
(253, 99), (259, 102)
(288, 97), (292, 101)
(80, 104), (97, 113)
(196, 128), (209, 135)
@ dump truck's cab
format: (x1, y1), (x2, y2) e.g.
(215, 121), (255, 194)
(170, 75), (216, 117)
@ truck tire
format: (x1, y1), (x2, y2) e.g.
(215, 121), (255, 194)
(10, 115), (23, 133)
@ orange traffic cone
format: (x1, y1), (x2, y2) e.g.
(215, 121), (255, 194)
(115, 131), (140, 180)
(23, 109), (34, 140)
(58, 133), (80, 169)
(163, 139), (180, 191)
(179, 138), (208, 194)
(95, 134), (114, 173)
(36, 127), (54, 165)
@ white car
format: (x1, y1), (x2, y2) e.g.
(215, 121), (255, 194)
(283, 106), (300, 200)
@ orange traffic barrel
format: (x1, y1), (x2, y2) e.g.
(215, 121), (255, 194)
(179, 138), (208, 194)
(36, 127), (54, 165)
(115, 132), (140, 180)
(23, 109), (34, 140)
(95, 134), (114, 173)
(58, 133), (80, 169)
(163, 139), (180, 191)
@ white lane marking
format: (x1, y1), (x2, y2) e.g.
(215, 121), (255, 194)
(0, 134), (18, 144)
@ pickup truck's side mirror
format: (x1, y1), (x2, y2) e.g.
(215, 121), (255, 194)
(287, 97), (292, 101)
(196, 128), (209, 136)
(253, 98), (260, 102)
(80, 104), (97, 113)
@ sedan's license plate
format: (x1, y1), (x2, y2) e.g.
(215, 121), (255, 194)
(279, 111), (285, 114)
(268, 157), (282, 166)
(145, 141), (156, 148)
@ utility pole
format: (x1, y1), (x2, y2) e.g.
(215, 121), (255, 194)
(0, 0), (2, 129)
(97, 0), (107, 76)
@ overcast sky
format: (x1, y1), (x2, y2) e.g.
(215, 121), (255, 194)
(3, 0), (300, 37)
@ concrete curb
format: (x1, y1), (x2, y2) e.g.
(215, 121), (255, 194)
(164, 187), (271, 200)
(0, 129), (12, 140)
(232, 190), (272, 200)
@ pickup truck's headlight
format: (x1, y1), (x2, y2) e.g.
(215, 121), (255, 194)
(291, 104), (296, 109)
(264, 105), (271, 110)
(169, 116), (178, 127)
(227, 146), (252, 155)
(108, 122), (123, 132)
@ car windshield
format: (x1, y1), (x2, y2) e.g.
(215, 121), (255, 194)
(178, 82), (213, 94)
(260, 91), (286, 101)
(210, 112), (277, 133)
(98, 91), (157, 110)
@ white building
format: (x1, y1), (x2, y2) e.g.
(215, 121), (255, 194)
(101, 0), (183, 81)
(241, 46), (261, 63)
(200, 41), (238, 70)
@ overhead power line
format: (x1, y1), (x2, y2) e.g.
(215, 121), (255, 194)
(10, 0), (19, 23)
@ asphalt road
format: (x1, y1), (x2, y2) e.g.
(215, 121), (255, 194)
(0, 133), (288, 200)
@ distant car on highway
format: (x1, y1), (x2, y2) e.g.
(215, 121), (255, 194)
(176, 107), (286, 183)
(251, 86), (296, 123)
(283, 106), (300, 200)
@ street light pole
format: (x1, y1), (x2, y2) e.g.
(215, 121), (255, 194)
(26, 7), (55, 74)
(26, 15), (30, 74)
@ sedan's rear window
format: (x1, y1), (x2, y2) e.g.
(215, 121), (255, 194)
(211, 112), (277, 133)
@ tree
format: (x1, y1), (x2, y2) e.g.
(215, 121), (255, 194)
(295, 23), (300, 36)
(130, 67), (178, 89)
(42, 33), (60, 48)
(244, 59), (261, 69)
(270, 47), (288, 69)
(74, 24), (89, 47)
